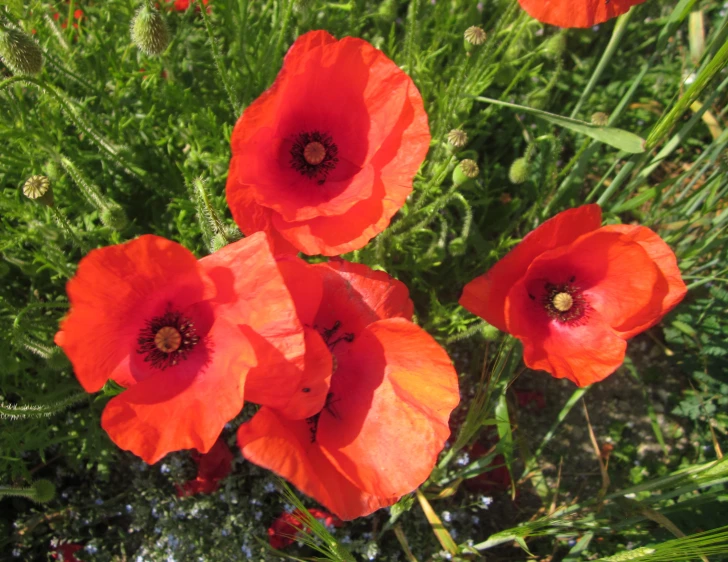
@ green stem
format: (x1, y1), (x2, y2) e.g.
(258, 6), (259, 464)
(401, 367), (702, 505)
(646, 32), (728, 150)
(0, 392), (88, 420)
(570, 10), (633, 119)
(200, 3), (240, 116)
(50, 207), (88, 253)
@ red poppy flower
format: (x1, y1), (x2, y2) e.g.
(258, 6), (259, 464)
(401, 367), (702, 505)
(51, 544), (82, 562)
(268, 508), (343, 550)
(226, 30), (430, 256)
(460, 205), (687, 386)
(463, 442), (512, 495)
(167, 0), (210, 12)
(55, 233), (307, 464)
(238, 259), (459, 519)
(177, 437), (234, 496)
(517, 0), (647, 28)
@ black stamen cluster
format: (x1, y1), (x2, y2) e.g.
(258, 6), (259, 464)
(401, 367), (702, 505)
(542, 280), (589, 324)
(136, 306), (199, 370)
(289, 131), (339, 184)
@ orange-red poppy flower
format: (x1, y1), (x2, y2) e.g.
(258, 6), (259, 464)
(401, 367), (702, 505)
(268, 508), (343, 550)
(460, 204), (686, 386)
(226, 30), (430, 256)
(518, 0), (647, 28)
(238, 259), (459, 520)
(167, 0), (210, 11)
(55, 233), (307, 464)
(177, 437), (234, 496)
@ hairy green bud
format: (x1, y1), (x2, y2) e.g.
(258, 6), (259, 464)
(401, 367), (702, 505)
(508, 157), (529, 184)
(131, 6), (170, 57)
(31, 479), (56, 503)
(100, 205), (129, 231)
(211, 233), (228, 253)
(544, 33), (567, 59)
(0, 28), (43, 75)
(449, 237), (466, 256)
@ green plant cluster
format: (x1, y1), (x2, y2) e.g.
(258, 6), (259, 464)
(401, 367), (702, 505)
(2, 0), (728, 560)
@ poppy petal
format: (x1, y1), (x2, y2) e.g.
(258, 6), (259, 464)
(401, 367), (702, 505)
(225, 157), (299, 256)
(237, 407), (399, 520)
(318, 318), (459, 498)
(101, 317), (255, 464)
(313, 259), (414, 331)
(200, 233), (308, 409)
(460, 204), (602, 331)
(601, 225), (687, 338)
(55, 235), (212, 392)
(518, 0), (647, 28)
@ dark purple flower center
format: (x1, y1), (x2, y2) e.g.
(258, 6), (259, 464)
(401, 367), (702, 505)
(289, 131), (339, 184)
(530, 276), (589, 324)
(137, 306), (199, 369)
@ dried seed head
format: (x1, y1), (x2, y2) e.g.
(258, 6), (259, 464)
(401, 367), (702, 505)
(460, 159), (479, 178)
(453, 158), (479, 185)
(131, 6), (170, 57)
(23, 175), (54, 207)
(0, 28), (43, 75)
(100, 205), (128, 231)
(447, 129), (468, 148)
(508, 157), (529, 184)
(464, 26), (486, 46)
(31, 479), (56, 503)
(591, 112), (609, 126)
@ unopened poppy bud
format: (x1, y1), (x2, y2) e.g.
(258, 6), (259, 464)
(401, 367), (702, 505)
(449, 237), (466, 256)
(481, 324), (500, 341)
(508, 157), (529, 184)
(464, 26), (486, 50)
(47, 346), (70, 371)
(211, 233), (228, 252)
(23, 175), (54, 207)
(100, 205), (128, 231)
(31, 479), (56, 503)
(131, 5), (170, 56)
(453, 159), (479, 185)
(377, 0), (398, 21)
(0, 28), (43, 75)
(447, 129), (468, 148)
(543, 33), (566, 59)
(591, 112), (609, 126)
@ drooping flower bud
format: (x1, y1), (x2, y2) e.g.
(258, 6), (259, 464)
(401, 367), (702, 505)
(453, 159), (479, 185)
(591, 112), (609, 126)
(449, 237), (466, 256)
(23, 175), (54, 207)
(211, 233), (228, 252)
(508, 157), (529, 184)
(543, 33), (567, 59)
(447, 129), (468, 149)
(130, 5), (170, 57)
(0, 28), (43, 75)
(100, 205), (129, 231)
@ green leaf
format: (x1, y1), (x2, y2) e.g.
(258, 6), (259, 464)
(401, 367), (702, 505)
(472, 96), (646, 153)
